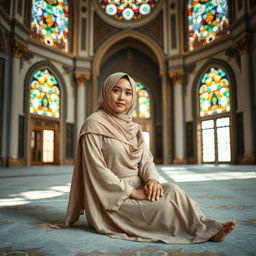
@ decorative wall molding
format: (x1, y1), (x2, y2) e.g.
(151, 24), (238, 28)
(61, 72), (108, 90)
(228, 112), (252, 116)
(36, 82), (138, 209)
(94, 13), (120, 50)
(10, 38), (27, 59)
(137, 11), (163, 47)
(233, 34), (249, 55)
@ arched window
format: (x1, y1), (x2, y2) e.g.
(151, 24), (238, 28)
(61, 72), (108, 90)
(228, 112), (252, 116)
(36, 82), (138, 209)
(132, 82), (151, 148)
(30, 69), (61, 118)
(199, 67), (230, 117)
(132, 82), (151, 118)
(31, 0), (69, 52)
(98, 0), (159, 21)
(188, 0), (229, 51)
(198, 66), (232, 163)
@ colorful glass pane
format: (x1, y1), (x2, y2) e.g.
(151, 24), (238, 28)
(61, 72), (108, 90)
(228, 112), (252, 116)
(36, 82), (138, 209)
(132, 82), (150, 118)
(98, 0), (158, 21)
(188, 0), (229, 51)
(199, 67), (230, 117)
(30, 69), (61, 118)
(31, 0), (69, 52)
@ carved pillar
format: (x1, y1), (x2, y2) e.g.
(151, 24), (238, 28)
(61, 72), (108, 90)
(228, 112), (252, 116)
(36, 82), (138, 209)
(233, 34), (254, 164)
(161, 72), (169, 164)
(90, 73), (99, 115)
(169, 71), (186, 164)
(75, 72), (90, 139)
(9, 39), (27, 166)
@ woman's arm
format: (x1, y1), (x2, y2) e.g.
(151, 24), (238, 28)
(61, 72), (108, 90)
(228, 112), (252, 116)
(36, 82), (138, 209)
(81, 133), (134, 211)
(138, 128), (164, 201)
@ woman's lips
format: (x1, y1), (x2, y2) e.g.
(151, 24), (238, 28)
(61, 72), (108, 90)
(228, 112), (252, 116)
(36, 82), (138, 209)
(116, 102), (125, 107)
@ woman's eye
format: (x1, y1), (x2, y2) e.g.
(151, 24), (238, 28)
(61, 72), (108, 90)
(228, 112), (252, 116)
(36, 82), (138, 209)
(112, 88), (119, 93)
(126, 92), (132, 96)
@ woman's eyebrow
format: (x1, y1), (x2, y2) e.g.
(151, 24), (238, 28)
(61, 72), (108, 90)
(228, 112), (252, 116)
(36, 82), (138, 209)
(113, 86), (132, 91)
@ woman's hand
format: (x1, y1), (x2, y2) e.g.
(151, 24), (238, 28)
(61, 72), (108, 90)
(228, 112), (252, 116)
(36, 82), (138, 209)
(130, 189), (148, 200)
(144, 179), (164, 202)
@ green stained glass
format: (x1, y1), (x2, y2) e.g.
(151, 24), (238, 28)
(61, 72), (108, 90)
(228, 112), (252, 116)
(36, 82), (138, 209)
(30, 69), (61, 118)
(31, 0), (69, 52)
(199, 67), (230, 117)
(98, 0), (158, 21)
(132, 82), (150, 118)
(188, 0), (229, 51)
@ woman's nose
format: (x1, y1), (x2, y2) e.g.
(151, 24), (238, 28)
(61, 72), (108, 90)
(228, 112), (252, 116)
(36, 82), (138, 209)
(118, 91), (125, 100)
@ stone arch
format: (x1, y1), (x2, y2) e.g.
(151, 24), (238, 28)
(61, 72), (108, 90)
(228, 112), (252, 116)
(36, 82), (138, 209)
(92, 30), (166, 76)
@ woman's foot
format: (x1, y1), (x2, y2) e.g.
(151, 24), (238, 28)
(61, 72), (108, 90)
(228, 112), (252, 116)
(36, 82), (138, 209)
(210, 221), (237, 242)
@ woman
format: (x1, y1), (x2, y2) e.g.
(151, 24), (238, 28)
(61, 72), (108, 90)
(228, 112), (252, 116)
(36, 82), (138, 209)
(65, 72), (236, 243)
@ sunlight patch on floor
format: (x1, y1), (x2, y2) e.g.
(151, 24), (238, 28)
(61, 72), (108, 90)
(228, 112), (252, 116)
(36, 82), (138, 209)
(159, 167), (256, 182)
(0, 184), (71, 207)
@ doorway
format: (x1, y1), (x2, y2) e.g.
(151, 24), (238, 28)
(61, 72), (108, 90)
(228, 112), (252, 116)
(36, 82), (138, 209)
(31, 118), (59, 165)
(201, 116), (231, 163)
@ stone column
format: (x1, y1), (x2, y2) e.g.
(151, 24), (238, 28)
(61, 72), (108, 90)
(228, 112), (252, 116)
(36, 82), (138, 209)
(161, 72), (169, 164)
(8, 39), (27, 166)
(234, 34), (254, 163)
(91, 73), (99, 115)
(169, 71), (186, 164)
(75, 73), (90, 139)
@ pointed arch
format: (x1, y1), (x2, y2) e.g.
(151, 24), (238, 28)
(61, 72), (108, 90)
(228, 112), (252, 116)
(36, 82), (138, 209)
(92, 30), (166, 76)
(24, 61), (67, 120)
(24, 61), (68, 165)
(192, 58), (237, 118)
(191, 59), (237, 163)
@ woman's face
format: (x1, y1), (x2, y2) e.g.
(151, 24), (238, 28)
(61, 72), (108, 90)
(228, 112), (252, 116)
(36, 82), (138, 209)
(108, 78), (133, 114)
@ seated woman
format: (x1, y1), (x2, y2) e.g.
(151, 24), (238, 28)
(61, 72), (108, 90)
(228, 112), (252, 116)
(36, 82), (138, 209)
(65, 72), (236, 244)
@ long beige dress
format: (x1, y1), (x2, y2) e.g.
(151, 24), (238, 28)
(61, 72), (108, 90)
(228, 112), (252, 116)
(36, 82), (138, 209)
(65, 116), (223, 244)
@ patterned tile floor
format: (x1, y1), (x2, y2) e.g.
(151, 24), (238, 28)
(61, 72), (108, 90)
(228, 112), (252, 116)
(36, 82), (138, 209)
(0, 165), (255, 256)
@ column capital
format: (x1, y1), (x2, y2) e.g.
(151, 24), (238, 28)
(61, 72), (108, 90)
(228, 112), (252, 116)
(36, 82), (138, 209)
(93, 73), (99, 80)
(169, 70), (184, 85)
(75, 72), (90, 87)
(233, 34), (249, 55)
(10, 38), (27, 59)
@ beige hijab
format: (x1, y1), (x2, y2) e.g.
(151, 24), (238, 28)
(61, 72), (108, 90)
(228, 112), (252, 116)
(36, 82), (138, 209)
(81, 72), (144, 148)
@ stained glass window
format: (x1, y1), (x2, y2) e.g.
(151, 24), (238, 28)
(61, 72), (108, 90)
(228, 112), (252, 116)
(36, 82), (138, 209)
(98, 0), (158, 21)
(132, 82), (150, 118)
(30, 69), (61, 118)
(188, 0), (229, 51)
(199, 67), (230, 117)
(31, 0), (69, 52)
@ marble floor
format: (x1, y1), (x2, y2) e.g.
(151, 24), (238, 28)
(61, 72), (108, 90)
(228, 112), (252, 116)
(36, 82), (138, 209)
(0, 165), (255, 256)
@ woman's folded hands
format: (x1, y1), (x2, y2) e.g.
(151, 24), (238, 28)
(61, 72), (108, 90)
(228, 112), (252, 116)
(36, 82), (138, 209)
(130, 179), (164, 201)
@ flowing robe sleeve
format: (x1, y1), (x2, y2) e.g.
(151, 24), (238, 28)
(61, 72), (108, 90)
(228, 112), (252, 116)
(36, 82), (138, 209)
(81, 133), (134, 211)
(138, 133), (159, 184)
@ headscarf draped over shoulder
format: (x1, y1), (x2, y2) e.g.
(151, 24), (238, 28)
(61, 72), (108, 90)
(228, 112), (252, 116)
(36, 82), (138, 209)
(80, 72), (143, 149)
